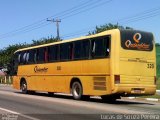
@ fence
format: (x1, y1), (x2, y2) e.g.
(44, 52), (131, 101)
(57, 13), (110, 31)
(0, 76), (13, 84)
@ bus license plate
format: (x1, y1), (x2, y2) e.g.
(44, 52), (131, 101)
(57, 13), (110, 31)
(134, 89), (141, 93)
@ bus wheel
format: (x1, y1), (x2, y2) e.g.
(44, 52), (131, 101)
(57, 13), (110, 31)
(21, 80), (28, 94)
(71, 81), (83, 100)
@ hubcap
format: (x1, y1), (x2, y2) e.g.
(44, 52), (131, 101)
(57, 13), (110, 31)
(22, 83), (26, 91)
(73, 84), (80, 97)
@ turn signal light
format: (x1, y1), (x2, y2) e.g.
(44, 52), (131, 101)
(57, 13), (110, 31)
(115, 75), (120, 84)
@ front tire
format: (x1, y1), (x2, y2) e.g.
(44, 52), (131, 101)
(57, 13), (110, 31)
(21, 80), (28, 94)
(71, 81), (83, 100)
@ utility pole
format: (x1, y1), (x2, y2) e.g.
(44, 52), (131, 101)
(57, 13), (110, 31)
(47, 18), (61, 40)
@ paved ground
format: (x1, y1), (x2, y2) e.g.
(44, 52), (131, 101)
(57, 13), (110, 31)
(0, 85), (160, 120)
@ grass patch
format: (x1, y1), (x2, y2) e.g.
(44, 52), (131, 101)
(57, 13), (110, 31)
(156, 45), (160, 78)
(141, 94), (160, 99)
(140, 78), (160, 99)
(157, 78), (160, 90)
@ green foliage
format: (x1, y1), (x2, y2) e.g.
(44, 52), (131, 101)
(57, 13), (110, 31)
(88, 23), (133, 35)
(157, 78), (160, 89)
(31, 37), (59, 46)
(0, 36), (58, 67)
(156, 45), (160, 79)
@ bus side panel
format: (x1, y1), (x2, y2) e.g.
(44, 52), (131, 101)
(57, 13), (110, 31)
(43, 76), (69, 93)
(15, 53), (111, 96)
(21, 75), (69, 93)
(78, 75), (111, 96)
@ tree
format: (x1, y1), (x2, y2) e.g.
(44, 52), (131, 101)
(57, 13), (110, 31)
(88, 23), (133, 35)
(0, 36), (58, 67)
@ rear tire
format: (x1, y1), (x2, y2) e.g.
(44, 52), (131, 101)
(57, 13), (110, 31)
(71, 81), (83, 100)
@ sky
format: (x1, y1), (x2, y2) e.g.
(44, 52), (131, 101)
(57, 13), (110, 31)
(0, 0), (160, 49)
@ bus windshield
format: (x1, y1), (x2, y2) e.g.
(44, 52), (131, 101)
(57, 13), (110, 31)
(121, 30), (153, 51)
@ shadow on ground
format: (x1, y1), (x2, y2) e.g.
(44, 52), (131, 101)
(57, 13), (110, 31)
(15, 91), (155, 105)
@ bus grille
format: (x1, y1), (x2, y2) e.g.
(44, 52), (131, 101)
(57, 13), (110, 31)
(93, 77), (106, 90)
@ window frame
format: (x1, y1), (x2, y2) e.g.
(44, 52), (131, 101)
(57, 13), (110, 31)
(15, 35), (111, 65)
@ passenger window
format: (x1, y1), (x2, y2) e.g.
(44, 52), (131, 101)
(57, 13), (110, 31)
(81, 40), (90, 59)
(60, 43), (73, 61)
(74, 41), (81, 59)
(91, 36), (110, 58)
(28, 49), (36, 64)
(74, 40), (90, 59)
(37, 48), (46, 63)
(19, 51), (26, 64)
(104, 37), (110, 57)
(48, 45), (59, 61)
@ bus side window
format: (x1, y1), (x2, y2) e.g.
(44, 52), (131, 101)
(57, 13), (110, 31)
(104, 36), (110, 57)
(91, 36), (110, 58)
(19, 51), (26, 64)
(91, 40), (96, 58)
(81, 40), (89, 59)
(69, 43), (74, 60)
(74, 41), (81, 59)
(18, 52), (21, 64)
(48, 45), (59, 62)
(28, 49), (36, 64)
(44, 47), (49, 62)
(37, 47), (46, 63)
(24, 51), (30, 64)
(23, 52), (27, 64)
(91, 38), (103, 58)
(60, 42), (73, 61)
(26, 52), (29, 64)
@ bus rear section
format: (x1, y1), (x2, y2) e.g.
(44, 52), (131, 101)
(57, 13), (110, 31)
(114, 30), (156, 96)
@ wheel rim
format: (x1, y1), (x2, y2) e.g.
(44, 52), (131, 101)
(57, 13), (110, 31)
(21, 82), (27, 92)
(73, 84), (80, 97)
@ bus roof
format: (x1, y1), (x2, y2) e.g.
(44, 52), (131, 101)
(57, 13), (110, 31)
(14, 29), (119, 53)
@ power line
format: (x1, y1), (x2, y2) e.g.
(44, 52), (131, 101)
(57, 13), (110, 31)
(0, 22), (49, 39)
(61, 0), (113, 20)
(61, 6), (160, 39)
(0, 0), (92, 38)
(61, 27), (95, 39)
(118, 7), (160, 24)
(1, 1), (160, 41)
(0, 0), (105, 39)
(0, 23), (52, 39)
(47, 0), (94, 19)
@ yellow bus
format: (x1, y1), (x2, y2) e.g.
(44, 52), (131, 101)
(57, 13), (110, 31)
(11, 29), (156, 101)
